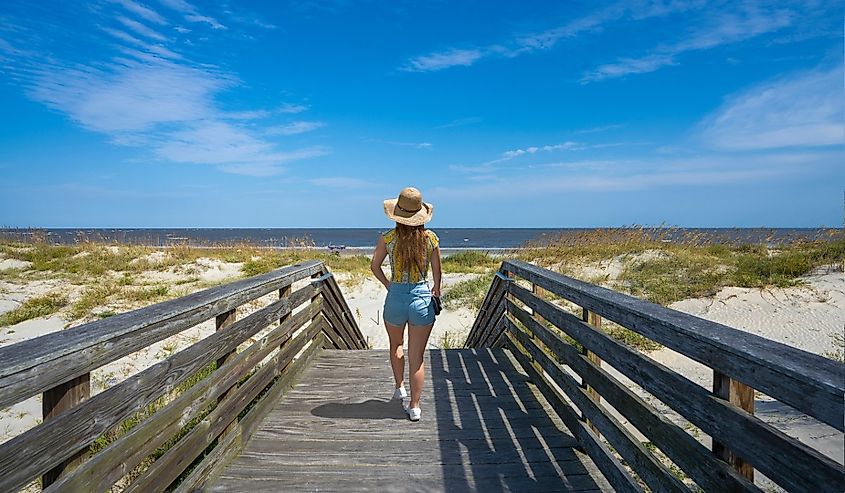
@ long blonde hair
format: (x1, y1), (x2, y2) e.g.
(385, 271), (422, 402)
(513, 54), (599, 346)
(395, 223), (427, 277)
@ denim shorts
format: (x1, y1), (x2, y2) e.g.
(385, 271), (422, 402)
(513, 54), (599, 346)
(383, 281), (436, 327)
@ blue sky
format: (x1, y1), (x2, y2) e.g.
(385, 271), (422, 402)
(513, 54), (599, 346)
(0, 0), (842, 228)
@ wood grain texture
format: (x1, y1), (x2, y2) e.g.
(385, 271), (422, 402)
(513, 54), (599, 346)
(508, 299), (761, 493)
(43, 301), (323, 493)
(502, 260), (844, 432)
(508, 320), (689, 493)
(41, 373), (91, 488)
(0, 285), (318, 493)
(0, 261), (324, 409)
(505, 339), (643, 493)
(320, 271), (368, 349)
(206, 349), (611, 492)
(713, 370), (756, 481)
(465, 275), (504, 347)
(508, 282), (844, 493)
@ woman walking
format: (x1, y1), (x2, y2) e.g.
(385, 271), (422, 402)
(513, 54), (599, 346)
(370, 187), (441, 422)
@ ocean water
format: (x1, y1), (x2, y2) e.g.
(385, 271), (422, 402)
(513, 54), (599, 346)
(0, 228), (839, 249)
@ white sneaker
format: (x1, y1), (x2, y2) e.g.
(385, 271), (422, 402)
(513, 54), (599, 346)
(391, 386), (407, 400)
(405, 406), (421, 421)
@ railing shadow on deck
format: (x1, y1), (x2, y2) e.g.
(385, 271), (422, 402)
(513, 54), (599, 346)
(430, 348), (602, 492)
(0, 260), (366, 493)
(465, 259), (845, 493)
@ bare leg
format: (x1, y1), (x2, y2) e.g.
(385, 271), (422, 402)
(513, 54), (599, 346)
(407, 323), (433, 408)
(385, 321), (406, 389)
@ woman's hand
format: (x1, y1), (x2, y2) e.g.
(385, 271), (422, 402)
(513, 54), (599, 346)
(431, 284), (441, 297)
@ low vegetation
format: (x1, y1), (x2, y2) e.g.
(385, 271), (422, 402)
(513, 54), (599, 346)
(519, 227), (844, 305)
(441, 250), (500, 273)
(442, 275), (491, 311)
(0, 293), (68, 326)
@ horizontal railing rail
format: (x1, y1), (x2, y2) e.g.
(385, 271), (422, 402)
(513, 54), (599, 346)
(0, 261), (366, 492)
(466, 259), (845, 493)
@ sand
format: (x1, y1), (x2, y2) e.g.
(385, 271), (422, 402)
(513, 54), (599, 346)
(0, 251), (842, 490)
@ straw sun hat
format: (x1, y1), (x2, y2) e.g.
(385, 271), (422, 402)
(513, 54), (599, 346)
(383, 187), (434, 226)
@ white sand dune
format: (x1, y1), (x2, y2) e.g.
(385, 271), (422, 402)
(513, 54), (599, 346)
(0, 254), (841, 490)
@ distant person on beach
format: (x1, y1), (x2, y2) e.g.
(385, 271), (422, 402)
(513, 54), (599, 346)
(370, 187), (442, 422)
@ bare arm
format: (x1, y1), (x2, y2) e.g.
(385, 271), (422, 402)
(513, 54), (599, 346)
(370, 235), (390, 289)
(430, 246), (442, 297)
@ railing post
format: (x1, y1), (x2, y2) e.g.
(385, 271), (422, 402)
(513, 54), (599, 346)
(712, 371), (755, 481)
(41, 373), (91, 489)
(279, 284), (292, 349)
(581, 308), (602, 435)
(216, 308), (237, 436)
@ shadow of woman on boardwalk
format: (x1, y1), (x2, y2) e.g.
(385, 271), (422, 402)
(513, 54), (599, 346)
(311, 399), (408, 420)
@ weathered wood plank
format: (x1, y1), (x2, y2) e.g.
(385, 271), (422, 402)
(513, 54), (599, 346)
(713, 370), (756, 481)
(321, 272), (368, 348)
(508, 299), (761, 493)
(466, 275), (504, 347)
(0, 285), (318, 493)
(509, 320), (688, 493)
(509, 282), (845, 493)
(178, 335), (325, 493)
(205, 349), (608, 492)
(507, 339), (643, 493)
(43, 300), (322, 493)
(503, 259), (844, 432)
(41, 373), (91, 488)
(124, 323), (325, 493)
(319, 281), (360, 349)
(0, 261), (324, 409)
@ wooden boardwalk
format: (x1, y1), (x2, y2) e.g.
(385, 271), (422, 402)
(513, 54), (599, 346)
(209, 349), (610, 492)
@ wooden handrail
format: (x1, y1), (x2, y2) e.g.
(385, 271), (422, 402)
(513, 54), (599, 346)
(465, 259), (845, 493)
(0, 261), (365, 492)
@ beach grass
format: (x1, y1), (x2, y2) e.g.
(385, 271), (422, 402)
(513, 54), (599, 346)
(518, 227), (844, 305)
(443, 275), (491, 311)
(0, 293), (68, 327)
(442, 251), (499, 273)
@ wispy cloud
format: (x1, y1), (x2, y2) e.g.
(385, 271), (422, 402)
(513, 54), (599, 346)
(436, 150), (838, 198)
(116, 15), (166, 41)
(309, 177), (371, 188)
(279, 103), (308, 113)
(696, 64), (844, 150)
(1, 1), (324, 176)
(582, 6), (793, 82)
(400, 2), (691, 72)
(436, 116), (483, 129)
(266, 121), (326, 136)
(368, 139), (433, 149)
(402, 48), (483, 72)
(157, 0), (226, 29)
(110, 0), (167, 25)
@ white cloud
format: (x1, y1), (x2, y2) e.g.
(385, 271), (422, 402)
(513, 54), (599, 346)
(266, 121), (326, 136)
(402, 49), (483, 72)
(279, 103), (308, 113)
(4, 2), (322, 176)
(436, 116), (482, 128)
(111, 0), (167, 25)
(697, 65), (844, 150)
(436, 150), (842, 198)
(582, 6), (793, 82)
(116, 15), (167, 41)
(369, 139), (432, 149)
(309, 177), (371, 188)
(157, 0), (226, 29)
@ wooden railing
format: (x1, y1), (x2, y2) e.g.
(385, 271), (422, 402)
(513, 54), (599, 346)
(0, 260), (366, 492)
(466, 259), (844, 493)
